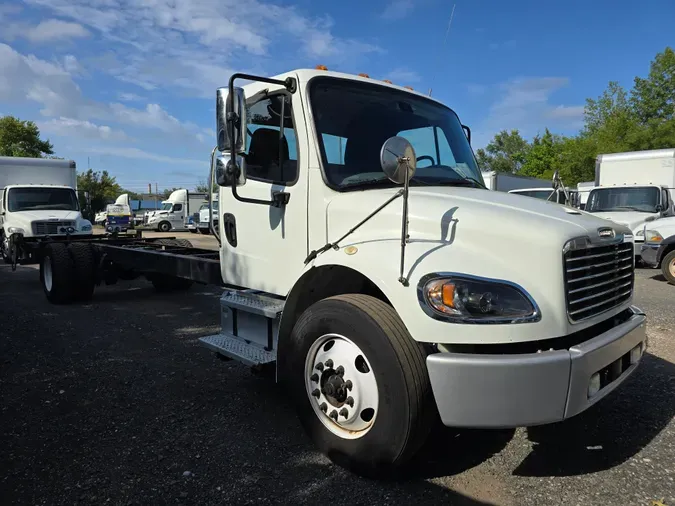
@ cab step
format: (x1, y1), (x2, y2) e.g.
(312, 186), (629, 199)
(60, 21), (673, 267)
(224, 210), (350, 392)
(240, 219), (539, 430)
(199, 333), (276, 367)
(221, 289), (285, 318)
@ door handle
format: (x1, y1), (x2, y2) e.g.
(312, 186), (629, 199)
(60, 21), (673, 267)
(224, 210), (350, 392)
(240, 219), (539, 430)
(223, 213), (237, 247)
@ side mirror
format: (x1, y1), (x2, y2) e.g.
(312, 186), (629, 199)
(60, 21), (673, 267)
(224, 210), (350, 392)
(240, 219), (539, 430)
(462, 124), (471, 145)
(655, 203), (664, 212)
(380, 136), (417, 184)
(217, 86), (247, 153)
(215, 154), (247, 187)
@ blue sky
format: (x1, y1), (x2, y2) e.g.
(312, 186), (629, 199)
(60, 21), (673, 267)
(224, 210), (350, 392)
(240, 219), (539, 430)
(1, 0), (673, 193)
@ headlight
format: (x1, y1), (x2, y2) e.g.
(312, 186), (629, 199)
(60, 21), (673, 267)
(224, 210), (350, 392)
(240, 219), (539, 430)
(644, 230), (663, 243)
(81, 224), (92, 232)
(636, 230), (644, 237)
(7, 227), (25, 234)
(418, 273), (540, 323)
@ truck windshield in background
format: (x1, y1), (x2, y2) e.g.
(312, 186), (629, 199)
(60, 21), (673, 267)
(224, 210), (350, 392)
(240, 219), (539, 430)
(514, 189), (568, 204)
(309, 78), (483, 190)
(160, 202), (173, 211)
(586, 186), (660, 213)
(7, 187), (79, 212)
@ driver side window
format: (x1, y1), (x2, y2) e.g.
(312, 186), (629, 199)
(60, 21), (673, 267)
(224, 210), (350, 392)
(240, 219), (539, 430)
(173, 203), (182, 212)
(397, 126), (457, 167)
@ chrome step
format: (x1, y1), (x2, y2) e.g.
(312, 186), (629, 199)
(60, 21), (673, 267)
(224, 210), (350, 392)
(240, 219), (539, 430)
(220, 289), (285, 319)
(199, 333), (276, 367)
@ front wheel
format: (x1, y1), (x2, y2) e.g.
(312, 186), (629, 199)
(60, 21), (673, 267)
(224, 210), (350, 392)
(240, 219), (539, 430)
(661, 250), (675, 285)
(282, 294), (436, 478)
(158, 221), (171, 232)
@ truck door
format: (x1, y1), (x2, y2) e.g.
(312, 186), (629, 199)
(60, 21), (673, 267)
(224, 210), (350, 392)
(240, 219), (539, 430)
(218, 89), (308, 296)
(170, 203), (183, 227)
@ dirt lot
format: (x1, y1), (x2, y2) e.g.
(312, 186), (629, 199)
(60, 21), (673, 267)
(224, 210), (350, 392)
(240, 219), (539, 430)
(1, 233), (674, 505)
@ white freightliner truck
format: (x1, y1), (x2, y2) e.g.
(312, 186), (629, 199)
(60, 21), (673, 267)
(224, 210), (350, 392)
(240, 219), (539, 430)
(144, 189), (207, 232)
(31, 69), (647, 478)
(0, 156), (93, 266)
(584, 149), (675, 258)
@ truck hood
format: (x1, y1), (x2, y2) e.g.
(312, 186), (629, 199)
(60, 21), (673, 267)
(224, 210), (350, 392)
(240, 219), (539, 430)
(585, 211), (659, 234)
(326, 187), (632, 248)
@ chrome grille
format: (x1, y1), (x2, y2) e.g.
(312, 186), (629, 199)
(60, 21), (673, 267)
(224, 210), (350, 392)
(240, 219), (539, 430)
(32, 221), (75, 235)
(564, 240), (634, 322)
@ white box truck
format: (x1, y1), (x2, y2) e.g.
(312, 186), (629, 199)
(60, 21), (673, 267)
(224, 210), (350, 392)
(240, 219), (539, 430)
(585, 148), (675, 257)
(0, 156), (93, 265)
(481, 170), (550, 192)
(29, 68), (646, 479)
(144, 189), (207, 232)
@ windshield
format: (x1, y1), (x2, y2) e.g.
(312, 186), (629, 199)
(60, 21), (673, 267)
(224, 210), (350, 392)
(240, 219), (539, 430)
(199, 203), (209, 211)
(512, 189), (567, 204)
(309, 78), (483, 190)
(586, 186), (660, 213)
(161, 202), (172, 211)
(7, 187), (79, 212)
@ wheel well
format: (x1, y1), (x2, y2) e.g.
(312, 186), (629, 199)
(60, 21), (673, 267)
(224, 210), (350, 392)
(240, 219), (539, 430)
(276, 265), (391, 379)
(660, 243), (675, 263)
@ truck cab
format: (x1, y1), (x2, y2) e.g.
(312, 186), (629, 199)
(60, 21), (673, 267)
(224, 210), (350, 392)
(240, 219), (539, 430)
(202, 68), (646, 477)
(584, 184), (673, 257)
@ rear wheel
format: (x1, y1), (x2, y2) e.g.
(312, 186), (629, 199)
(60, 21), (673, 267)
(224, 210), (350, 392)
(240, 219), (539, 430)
(40, 243), (75, 304)
(282, 294), (436, 478)
(661, 250), (675, 285)
(67, 243), (96, 302)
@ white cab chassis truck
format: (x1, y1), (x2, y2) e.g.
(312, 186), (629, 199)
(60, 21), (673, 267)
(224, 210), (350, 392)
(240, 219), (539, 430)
(144, 189), (207, 232)
(0, 156), (93, 267)
(34, 69), (647, 478)
(640, 215), (675, 284)
(586, 148), (675, 258)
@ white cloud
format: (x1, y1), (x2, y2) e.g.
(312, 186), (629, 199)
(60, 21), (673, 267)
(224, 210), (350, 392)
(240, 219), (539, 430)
(25, 19), (90, 42)
(489, 40), (516, 51)
(381, 0), (415, 21)
(118, 92), (144, 102)
(82, 145), (203, 165)
(467, 83), (487, 96)
(24, 0), (382, 98)
(383, 68), (421, 84)
(38, 117), (129, 141)
(472, 77), (584, 148)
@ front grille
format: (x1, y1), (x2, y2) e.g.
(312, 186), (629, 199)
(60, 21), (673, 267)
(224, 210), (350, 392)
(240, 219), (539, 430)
(564, 240), (634, 322)
(32, 221), (75, 235)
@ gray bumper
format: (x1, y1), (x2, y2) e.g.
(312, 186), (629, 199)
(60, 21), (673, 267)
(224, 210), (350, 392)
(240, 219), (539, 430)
(633, 239), (643, 257)
(640, 243), (659, 267)
(426, 306), (647, 428)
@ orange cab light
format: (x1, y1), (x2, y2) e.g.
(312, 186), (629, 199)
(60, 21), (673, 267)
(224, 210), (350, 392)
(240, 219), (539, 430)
(358, 73), (370, 78)
(316, 64), (328, 70)
(382, 79), (392, 84)
(441, 283), (456, 308)
(404, 86), (414, 90)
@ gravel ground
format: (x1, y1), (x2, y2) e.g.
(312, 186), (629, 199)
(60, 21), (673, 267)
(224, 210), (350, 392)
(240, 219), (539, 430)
(1, 238), (673, 506)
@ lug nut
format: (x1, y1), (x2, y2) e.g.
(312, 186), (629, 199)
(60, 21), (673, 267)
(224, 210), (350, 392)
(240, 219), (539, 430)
(345, 380), (353, 391)
(346, 396), (354, 407)
(325, 359), (334, 368)
(329, 409), (338, 421)
(319, 402), (327, 412)
(315, 362), (324, 371)
(339, 408), (349, 418)
(310, 373), (319, 382)
(336, 365), (344, 376)
(311, 389), (320, 398)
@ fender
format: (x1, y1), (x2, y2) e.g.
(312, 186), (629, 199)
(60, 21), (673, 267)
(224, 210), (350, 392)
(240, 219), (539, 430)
(656, 233), (675, 264)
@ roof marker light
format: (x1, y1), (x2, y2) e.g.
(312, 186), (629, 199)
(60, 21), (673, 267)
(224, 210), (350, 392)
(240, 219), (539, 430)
(404, 86), (414, 90)
(316, 65), (328, 70)
(382, 79), (393, 84)
(358, 73), (370, 78)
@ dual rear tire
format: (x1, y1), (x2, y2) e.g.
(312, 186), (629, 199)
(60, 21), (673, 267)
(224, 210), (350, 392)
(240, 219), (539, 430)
(40, 242), (96, 304)
(281, 294), (436, 478)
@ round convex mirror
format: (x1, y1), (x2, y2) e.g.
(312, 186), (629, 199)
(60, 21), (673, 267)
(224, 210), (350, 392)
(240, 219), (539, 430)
(379, 136), (417, 185)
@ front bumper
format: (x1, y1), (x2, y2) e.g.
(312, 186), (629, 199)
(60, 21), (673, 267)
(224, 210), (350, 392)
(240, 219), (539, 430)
(426, 306), (646, 428)
(640, 243), (660, 267)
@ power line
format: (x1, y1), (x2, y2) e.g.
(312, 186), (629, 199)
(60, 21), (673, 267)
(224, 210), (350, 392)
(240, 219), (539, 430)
(428, 3), (456, 97)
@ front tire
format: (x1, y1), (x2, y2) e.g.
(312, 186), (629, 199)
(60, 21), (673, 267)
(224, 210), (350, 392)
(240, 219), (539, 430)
(158, 221), (171, 232)
(661, 250), (675, 285)
(40, 243), (75, 304)
(282, 294), (436, 478)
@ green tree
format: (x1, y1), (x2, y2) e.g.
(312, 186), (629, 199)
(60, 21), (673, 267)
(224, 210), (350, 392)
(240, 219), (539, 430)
(0, 116), (54, 157)
(519, 128), (564, 179)
(631, 47), (675, 124)
(195, 180), (210, 193)
(475, 129), (530, 173)
(77, 169), (123, 216)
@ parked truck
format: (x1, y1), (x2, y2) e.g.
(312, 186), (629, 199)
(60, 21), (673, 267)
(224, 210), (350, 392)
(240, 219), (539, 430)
(0, 156), (93, 265)
(26, 68), (647, 478)
(197, 194), (219, 234)
(481, 171), (550, 192)
(585, 148), (675, 258)
(144, 189), (207, 232)
(640, 215), (675, 284)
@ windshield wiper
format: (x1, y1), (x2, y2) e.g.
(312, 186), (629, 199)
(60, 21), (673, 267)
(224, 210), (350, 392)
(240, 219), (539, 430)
(340, 179), (393, 190)
(412, 177), (486, 189)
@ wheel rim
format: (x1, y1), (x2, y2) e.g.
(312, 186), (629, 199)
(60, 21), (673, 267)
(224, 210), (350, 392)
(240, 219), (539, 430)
(43, 256), (53, 292)
(304, 333), (379, 440)
(669, 257), (675, 278)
